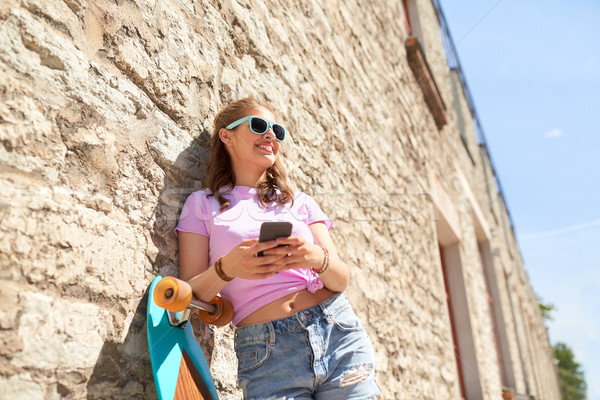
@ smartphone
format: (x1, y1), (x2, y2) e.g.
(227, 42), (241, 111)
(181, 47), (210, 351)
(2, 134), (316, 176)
(257, 222), (293, 256)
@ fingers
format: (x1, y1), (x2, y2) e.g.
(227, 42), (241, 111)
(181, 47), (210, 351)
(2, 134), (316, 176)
(239, 238), (260, 246)
(262, 249), (294, 260)
(260, 236), (305, 255)
(262, 238), (323, 271)
(273, 236), (305, 246)
(253, 239), (284, 253)
(244, 257), (287, 279)
(241, 237), (300, 255)
(226, 237), (311, 280)
(262, 242), (305, 258)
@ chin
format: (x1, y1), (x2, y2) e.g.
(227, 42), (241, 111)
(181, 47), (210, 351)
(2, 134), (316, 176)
(265, 156), (278, 169)
(252, 155), (275, 170)
(264, 158), (277, 169)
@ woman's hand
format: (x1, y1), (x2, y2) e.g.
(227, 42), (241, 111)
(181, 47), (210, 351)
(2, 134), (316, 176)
(221, 238), (290, 280)
(262, 236), (324, 271)
(269, 223), (350, 293)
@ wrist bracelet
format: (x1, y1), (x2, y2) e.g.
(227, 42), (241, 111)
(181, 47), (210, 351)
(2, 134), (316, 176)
(214, 256), (234, 282)
(312, 246), (330, 275)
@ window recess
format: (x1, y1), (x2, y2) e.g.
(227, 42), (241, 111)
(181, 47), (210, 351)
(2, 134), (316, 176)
(403, 0), (448, 130)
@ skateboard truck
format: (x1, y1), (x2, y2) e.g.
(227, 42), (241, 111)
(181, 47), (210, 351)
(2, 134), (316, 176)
(154, 277), (234, 327)
(166, 309), (192, 328)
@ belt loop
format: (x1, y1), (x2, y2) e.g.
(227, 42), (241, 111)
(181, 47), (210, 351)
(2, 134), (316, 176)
(267, 322), (276, 346)
(319, 300), (327, 313)
(321, 294), (339, 323)
(295, 311), (305, 329)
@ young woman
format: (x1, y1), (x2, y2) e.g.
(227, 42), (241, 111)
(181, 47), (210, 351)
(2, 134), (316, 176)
(175, 97), (380, 399)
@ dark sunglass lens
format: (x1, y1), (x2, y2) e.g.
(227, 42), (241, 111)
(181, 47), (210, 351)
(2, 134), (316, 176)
(273, 125), (285, 141)
(250, 118), (268, 134)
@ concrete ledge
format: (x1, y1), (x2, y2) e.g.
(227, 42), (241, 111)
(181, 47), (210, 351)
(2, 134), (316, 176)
(405, 36), (448, 129)
(503, 388), (515, 399)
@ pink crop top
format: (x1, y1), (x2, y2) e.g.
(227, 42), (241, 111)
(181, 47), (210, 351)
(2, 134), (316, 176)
(175, 186), (333, 326)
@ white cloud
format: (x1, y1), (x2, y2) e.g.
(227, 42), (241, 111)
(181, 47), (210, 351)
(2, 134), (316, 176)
(544, 128), (563, 138)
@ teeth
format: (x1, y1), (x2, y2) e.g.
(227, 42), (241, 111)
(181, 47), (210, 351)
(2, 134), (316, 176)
(257, 145), (271, 150)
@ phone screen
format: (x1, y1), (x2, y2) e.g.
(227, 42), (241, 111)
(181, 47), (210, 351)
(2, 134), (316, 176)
(257, 222), (292, 256)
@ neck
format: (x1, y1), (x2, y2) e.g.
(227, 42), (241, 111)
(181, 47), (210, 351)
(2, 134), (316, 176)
(232, 163), (266, 188)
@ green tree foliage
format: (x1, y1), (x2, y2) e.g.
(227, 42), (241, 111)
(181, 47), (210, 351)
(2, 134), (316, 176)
(536, 293), (555, 322)
(554, 342), (587, 400)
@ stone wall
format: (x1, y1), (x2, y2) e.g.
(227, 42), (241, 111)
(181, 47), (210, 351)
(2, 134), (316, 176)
(0, 0), (560, 399)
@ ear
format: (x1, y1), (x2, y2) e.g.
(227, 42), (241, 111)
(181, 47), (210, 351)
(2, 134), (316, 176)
(219, 128), (233, 146)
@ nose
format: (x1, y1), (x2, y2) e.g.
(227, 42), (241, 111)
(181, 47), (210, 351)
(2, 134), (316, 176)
(262, 127), (275, 140)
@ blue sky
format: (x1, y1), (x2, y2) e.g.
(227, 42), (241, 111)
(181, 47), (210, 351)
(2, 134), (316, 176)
(440, 0), (600, 398)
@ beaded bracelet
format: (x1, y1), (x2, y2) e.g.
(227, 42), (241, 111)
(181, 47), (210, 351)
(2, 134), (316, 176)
(214, 256), (234, 282)
(312, 246), (330, 275)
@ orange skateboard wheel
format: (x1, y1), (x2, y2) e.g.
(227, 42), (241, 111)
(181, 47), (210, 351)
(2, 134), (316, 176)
(198, 297), (234, 327)
(153, 276), (193, 312)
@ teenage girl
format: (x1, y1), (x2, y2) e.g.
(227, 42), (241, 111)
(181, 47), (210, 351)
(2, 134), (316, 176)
(175, 97), (380, 399)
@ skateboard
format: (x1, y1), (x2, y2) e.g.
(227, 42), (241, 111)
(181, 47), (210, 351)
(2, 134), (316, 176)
(147, 276), (234, 400)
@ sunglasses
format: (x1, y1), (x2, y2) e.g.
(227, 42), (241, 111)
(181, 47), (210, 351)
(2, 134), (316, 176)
(225, 116), (286, 142)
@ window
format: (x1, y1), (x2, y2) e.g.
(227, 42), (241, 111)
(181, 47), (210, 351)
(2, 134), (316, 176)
(402, 0), (424, 43)
(439, 244), (468, 400)
(449, 68), (475, 164)
(478, 242), (516, 393)
(403, 0), (448, 129)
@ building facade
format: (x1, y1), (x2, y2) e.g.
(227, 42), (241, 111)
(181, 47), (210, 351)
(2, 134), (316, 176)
(0, 0), (561, 398)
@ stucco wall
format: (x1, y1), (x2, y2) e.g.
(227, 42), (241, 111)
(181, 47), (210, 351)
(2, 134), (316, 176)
(0, 0), (560, 399)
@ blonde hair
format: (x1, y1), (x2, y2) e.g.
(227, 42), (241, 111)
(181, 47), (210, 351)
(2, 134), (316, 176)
(207, 97), (294, 211)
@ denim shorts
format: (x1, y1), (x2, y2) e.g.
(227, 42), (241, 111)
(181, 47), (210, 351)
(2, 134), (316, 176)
(234, 293), (380, 400)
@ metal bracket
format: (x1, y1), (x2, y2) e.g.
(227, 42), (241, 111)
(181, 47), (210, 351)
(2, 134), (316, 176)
(167, 309), (192, 328)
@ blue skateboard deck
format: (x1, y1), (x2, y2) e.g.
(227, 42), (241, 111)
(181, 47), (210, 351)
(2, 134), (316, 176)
(147, 276), (219, 400)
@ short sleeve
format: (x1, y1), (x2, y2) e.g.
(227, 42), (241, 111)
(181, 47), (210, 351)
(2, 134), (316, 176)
(301, 193), (333, 231)
(174, 191), (210, 237)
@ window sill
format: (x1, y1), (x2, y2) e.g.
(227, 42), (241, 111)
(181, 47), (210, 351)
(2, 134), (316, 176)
(502, 388), (515, 400)
(405, 36), (448, 130)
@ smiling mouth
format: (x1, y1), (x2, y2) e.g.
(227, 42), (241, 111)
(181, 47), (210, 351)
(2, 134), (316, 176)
(256, 144), (273, 152)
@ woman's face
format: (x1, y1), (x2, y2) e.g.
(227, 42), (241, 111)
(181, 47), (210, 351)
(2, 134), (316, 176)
(225, 106), (281, 171)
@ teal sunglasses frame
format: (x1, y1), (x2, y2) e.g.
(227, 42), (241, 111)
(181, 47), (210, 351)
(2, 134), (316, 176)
(225, 116), (286, 142)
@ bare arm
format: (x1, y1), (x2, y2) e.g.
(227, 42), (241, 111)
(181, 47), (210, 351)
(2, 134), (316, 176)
(309, 222), (350, 293)
(178, 232), (228, 302)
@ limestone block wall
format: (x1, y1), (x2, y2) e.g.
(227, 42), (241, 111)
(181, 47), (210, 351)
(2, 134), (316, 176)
(0, 0), (560, 399)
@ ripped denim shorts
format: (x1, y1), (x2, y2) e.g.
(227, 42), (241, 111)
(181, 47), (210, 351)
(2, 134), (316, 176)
(234, 293), (380, 400)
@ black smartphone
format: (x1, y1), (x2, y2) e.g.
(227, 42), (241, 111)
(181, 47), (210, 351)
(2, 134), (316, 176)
(257, 222), (293, 256)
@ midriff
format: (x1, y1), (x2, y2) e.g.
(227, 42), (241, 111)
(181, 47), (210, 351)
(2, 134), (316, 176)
(236, 287), (336, 327)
